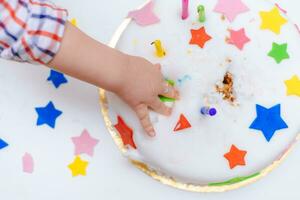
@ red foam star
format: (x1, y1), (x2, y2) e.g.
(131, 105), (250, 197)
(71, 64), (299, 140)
(174, 114), (192, 132)
(114, 116), (137, 149)
(224, 145), (247, 169)
(189, 27), (212, 48)
(228, 28), (250, 50)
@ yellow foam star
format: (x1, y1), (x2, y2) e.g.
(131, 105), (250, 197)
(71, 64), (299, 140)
(70, 18), (78, 27)
(259, 7), (287, 34)
(68, 156), (88, 177)
(284, 75), (300, 97)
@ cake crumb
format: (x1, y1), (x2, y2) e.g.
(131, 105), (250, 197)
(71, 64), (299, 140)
(221, 15), (226, 21)
(216, 72), (236, 103)
(226, 58), (232, 63)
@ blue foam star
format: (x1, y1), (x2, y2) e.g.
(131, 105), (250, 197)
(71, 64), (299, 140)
(35, 101), (62, 128)
(47, 70), (68, 88)
(0, 139), (8, 150)
(249, 104), (288, 142)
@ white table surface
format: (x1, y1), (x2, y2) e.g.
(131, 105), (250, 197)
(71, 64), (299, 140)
(1, 0), (300, 199)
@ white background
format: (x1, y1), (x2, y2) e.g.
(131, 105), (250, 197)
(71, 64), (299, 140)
(0, 0), (300, 199)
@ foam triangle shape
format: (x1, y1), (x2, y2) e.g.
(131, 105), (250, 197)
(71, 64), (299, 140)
(174, 114), (192, 132)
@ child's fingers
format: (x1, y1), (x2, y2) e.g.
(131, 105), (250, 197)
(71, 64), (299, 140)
(160, 82), (180, 99)
(154, 63), (161, 70)
(134, 104), (156, 137)
(149, 98), (172, 116)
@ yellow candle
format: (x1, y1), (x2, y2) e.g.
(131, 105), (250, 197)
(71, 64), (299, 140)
(151, 40), (166, 58)
(70, 18), (77, 27)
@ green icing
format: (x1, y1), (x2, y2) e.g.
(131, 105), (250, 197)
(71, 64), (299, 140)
(208, 172), (260, 187)
(159, 95), (176, 102)
(166, 79), (175, 86)
(159, 79), (176, 102)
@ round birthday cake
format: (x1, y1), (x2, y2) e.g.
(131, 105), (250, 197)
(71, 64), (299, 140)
(100, 0), (300, 191)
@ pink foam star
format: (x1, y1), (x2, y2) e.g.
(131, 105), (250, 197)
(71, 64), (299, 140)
(127, 0), (160, 26)
(71, 129), (99, 157)
(214, 0), (249, 22)
(228, 28), (250, 50)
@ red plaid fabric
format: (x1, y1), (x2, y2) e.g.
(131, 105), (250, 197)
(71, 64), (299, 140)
(0, 0), (68, 64)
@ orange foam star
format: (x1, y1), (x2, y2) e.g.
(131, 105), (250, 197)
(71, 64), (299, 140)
(189, 27), (212, 48)
(114, 116), (137, 149)
(174, 114), (192, 132)
(224, 145), (247, 169)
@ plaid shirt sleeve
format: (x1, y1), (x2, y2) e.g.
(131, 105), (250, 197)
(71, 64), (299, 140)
(0, 0), (68, 65)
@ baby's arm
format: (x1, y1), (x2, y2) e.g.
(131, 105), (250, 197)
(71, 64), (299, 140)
(49, 22), (179, 137)
(0, 0), (179, 136)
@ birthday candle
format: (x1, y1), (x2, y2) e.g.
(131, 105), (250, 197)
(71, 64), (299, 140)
(151, 40), (166, 58)
(200, 106), (217, 116)
(197, 5), (206, 23)
(182, 0), (189, 20)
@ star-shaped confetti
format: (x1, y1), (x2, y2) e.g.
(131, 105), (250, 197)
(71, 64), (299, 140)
(285, 75), (300, 97)
(227, 28), (250, 50)
(224, 145), (247, 169)
(72, 129), (99, 157)
(249, 104), (288, 142)
(259, 7), (287, 35)
(0, 138), (8, 150)
(47, 70), (68, 88)
(114, 116), (137, 149)
(174, 114), (191, 132)
(35, 101), (62, 128)
(189, 27), (212, 48)
(268, 42), (289, 64)
(68, 156), (89, 177)
(127, 0), (160, 26)
(213, 0), (249, 22)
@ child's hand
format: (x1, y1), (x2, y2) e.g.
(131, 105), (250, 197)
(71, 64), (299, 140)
(116, 56), (179, 137)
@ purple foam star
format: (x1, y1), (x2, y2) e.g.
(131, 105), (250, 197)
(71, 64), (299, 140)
(127, 0), (160, 26)
(214, 0), (249, 22)
(72, 129), (99, 157)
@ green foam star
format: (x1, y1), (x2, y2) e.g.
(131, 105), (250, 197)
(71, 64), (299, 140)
(268, 42), (290, 64)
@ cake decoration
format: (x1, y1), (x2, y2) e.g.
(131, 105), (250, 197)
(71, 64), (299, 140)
(200, 106), (217, 116)
(35, 101), (63, 129)
(0, 138), (8, 150)
(47, 69), (68, 88)
(71, 129), (99, 157)
(177, 75), (191, 86)
(213, 0), (249, 22)
(68, 156), (89, 177)
(275, 3), (287, 14)
(127, 0), (160, 26)
(284, 75), (300, 97)
(151, 40), (166, 58)
(216, 72), (236, 104)
(224, 145), (247, 169)
(197, 5), (206, 23)
(249, 104), (288, 142)
(208, 172), (260, 186)
(189, 27), (212, 48)
(114, 116), (137, 149)
(259, 7), (287, 35)
(181, 0), (189, 20)
(159, 79), (176, 102)
(70, 18), (78, 26)
(267, 42), (289, 64)
(22, 153), (34, 174)
(173, 114), (191, 132)
(227, 28), (250, 50)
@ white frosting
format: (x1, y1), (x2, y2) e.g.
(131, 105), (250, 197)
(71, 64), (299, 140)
(106, 0), (300, 184)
